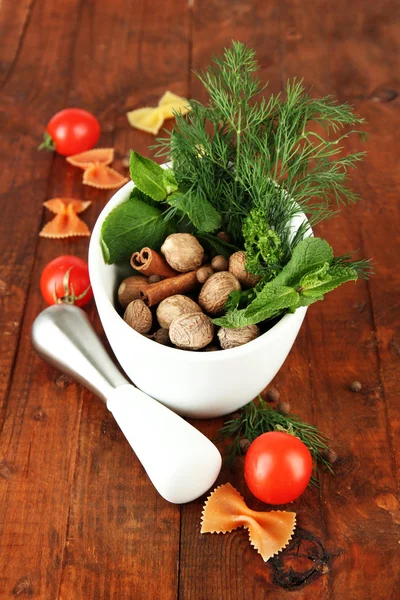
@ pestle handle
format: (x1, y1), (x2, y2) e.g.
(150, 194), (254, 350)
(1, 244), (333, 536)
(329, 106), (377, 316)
(107, 385), (222, 503)
(32, 304), (221, 503)
(31, 304), (128, 402)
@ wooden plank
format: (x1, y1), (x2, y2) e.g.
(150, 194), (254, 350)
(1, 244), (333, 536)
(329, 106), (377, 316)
(0, 0), (80, 419)
(0, 0), (190, 596)
(334, 2), (400, 479)
(0, 12), (85, 595)
(277, 1), (400, 597)
(1, 1), (399, 599)
(178, 2), (331, 598)
(56, 1), (191, 599)
(0, 0), (36, 84)
(180, 340), (333, 599)
(356, 102), (400, 479)
(0, 0), (135, 598)
(188, 0), (282, 102)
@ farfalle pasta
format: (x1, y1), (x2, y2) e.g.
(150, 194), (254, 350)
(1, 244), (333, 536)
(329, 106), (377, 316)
(82, 163), (128, 190)
(201, 483), (296, 562)
(126, 91), (191, 135)
(157, 90), (191, 119)
(40, 198), (91, 238)
(66, 148), (114, 168)
(126, 107), (164, 135)
(66, 147), (128, 190)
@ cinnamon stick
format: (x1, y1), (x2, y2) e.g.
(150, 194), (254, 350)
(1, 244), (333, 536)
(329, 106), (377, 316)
(140, 270), (199, 306)
(131, 248), (177, 278)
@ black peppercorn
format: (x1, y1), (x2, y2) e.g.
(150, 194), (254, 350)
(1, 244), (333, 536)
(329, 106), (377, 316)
(277, 400), (291, 415)
(350, 381), (362, 392)
(266, 388), (280, 403)
(239, 438), (251, 453)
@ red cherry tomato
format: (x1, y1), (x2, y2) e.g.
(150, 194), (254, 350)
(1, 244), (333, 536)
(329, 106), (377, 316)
(39, 109), (100, 156)
(40, 256), (93, 307)
(244, 431), (312, 504)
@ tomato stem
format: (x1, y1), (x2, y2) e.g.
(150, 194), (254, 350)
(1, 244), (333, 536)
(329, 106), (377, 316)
(38, 131), (56, 152)
(52, 266), (92, 305)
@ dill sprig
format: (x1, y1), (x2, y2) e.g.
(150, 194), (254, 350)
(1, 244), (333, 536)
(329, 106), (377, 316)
(219, 397), (334, 485)
(155, 41), (366, 256)
(153, 41), (370, 328)
(332, 253), (374, 279)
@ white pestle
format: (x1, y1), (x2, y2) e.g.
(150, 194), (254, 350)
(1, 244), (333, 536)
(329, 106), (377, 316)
(31, 304), (222, 504)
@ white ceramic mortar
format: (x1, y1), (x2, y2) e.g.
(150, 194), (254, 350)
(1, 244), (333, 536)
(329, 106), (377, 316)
(88, 179), (308, 418)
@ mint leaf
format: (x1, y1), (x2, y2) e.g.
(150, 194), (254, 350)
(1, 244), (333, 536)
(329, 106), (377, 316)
(212, 309), (245, 328)
(300, 264), (358, 296)
(168, 190), (221, 233)
(129, 151), (168, 201)
(276, 238), (334, 287)
(245, 284), (298, 318)
(298, 262), (330, 290)
(163, 169), (178, 196)
(240, 284), (299, 324)
(214, 283), (299, 327)
(294, 264), (358, 309)
(100, 235), (110, 263)
(129, 186), (159, 208)
(100, 197), (175, 264)
(214, 238), (359, 328)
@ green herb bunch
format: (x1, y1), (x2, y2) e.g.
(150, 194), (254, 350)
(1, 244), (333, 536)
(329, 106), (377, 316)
(219, 397), (334, 484)
(101, 41), (371, 327)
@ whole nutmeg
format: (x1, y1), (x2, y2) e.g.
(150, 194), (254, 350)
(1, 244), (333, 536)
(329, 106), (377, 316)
(211, 255), (229, 272)
(217, 324), (261, 349)
(118, 275), (149, 308)
(147, 328), (170, 346)
(198, 271), (241, 315)
(229, 251), (261, 288)
(197, 265), (214, 284)
(161, 233), (204, 273)
(156, 294), (202, 329)
(123, 299), (152, 334)
(169, 312), (214, 350)
(216, 231), (231, 243)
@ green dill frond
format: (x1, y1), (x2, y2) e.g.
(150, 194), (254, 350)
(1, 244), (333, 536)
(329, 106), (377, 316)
(158, 44), (365, 247)
(218, 397), (334, 479)
(331, 254), (374, 279)
(153, 41), (370, 321)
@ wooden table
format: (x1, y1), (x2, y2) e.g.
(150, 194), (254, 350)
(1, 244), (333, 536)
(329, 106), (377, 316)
(1, 1), (399, 598)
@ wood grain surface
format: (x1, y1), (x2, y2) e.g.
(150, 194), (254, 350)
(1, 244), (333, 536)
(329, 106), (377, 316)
(0, 1), (399, 598)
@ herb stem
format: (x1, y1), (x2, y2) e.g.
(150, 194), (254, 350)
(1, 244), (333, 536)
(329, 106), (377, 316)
(218, 397), (335, 484)
(152, 41), (368, 324)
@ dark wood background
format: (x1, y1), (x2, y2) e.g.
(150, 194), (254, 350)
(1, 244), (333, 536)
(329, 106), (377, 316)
(1, 0), (399, 598)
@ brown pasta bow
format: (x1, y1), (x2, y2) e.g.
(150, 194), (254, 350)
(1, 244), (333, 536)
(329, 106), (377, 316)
(66, 147), (129, 190)
(201, 483), (296, 562)
(39, 198), (91, 238)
